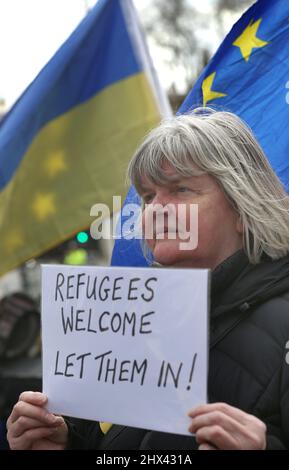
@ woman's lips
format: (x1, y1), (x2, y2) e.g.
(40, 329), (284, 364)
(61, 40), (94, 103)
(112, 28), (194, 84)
(154, 230), (178, 238)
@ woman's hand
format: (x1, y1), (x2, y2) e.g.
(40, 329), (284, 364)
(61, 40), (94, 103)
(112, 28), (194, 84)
(188, 402), (267, 450)
(6, 391), (68, 450)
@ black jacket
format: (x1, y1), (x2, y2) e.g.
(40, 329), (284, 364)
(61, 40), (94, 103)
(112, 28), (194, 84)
(67, 251), (289, 449)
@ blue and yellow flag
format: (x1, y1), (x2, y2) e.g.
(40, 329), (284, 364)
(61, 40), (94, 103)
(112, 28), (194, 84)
(112, 0), (289, 267)
(0, 0), (169, 276)
(180, 0), (289, 186)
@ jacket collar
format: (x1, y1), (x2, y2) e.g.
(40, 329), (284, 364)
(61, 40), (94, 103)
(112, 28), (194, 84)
(211, 250), (289, 318)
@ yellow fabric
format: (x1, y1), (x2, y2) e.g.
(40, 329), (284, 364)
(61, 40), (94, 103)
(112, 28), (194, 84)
(99, 422), (113, 435)
(0, 72), (160, 276)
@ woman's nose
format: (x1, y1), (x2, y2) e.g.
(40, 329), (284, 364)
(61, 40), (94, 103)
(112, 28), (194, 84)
(151, 191), (169, 207)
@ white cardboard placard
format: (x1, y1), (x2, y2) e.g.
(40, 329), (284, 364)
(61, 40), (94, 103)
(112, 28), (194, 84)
(41, 265), (209, 435)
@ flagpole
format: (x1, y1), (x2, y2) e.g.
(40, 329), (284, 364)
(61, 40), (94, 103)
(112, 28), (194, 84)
(84, 0), (90, 14)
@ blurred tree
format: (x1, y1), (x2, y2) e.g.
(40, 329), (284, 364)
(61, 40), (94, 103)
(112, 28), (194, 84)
(217, 0), (254, 10)
(142, 0), (255, 107)
(215, 0), (255, 36)
(143, 0), (210, 94)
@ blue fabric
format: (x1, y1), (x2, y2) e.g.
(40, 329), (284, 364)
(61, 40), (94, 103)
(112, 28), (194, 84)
(0, 0), (140, 189)
(111, 186), (153, 267)
(180, 0), (289, 189)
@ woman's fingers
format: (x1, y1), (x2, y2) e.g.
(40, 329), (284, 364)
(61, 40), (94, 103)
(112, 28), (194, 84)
(11, 415), (64, 438)
(188, 410), (244, 435)
(195, 425), (237, 450)
(188, 402), (250, 425)
(188, 403), (267, 450)
(19, 391), (47, 405)
(8, 426), (58, 450)
(8, 392), (47, 425)
(6, 391), (68, 451)
(198, 443), (217, 450)
(9, 400), (60, 426)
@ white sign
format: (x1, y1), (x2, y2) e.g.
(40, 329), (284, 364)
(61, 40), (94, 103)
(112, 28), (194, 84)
(41, 265), (209, 436)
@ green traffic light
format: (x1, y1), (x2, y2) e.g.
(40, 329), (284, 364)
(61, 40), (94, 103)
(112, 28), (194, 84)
(76, 231), (89, 244)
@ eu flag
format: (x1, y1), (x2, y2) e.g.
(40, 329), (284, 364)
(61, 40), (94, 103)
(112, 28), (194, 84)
(0, 0), (169, 276)
(112, 0), (289, 267)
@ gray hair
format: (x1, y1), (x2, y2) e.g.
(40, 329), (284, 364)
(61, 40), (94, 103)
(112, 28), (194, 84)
(127, 107), (289, 264)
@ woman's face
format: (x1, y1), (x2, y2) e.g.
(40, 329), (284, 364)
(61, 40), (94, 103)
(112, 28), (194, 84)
(140, 163), (243, 270)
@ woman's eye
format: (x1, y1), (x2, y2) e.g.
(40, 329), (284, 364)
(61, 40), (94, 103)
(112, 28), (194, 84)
(143, 194), (154, 203)
(177, 187), (191, 193)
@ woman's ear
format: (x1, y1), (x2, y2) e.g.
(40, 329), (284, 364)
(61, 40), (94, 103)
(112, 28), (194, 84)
(236, 216), (243, 234)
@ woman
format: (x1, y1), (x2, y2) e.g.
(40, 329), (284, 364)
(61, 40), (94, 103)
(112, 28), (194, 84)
(6, 109), (289, 450)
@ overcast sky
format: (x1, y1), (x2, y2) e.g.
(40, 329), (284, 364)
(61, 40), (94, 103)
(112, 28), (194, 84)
(0, 0), (218, 109)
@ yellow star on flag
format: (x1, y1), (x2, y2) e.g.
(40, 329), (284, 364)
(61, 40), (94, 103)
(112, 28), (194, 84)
(45, 151), (67, 177)
(233, 18), (268, 62)
(32, 193), (56, 221)
(4, 232), (24, 253)
(202, 72), (227, 106)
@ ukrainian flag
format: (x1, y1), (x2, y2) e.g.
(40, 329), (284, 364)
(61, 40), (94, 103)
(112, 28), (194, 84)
(0, 0), (170, 276)
(112, 0), (289, 267)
